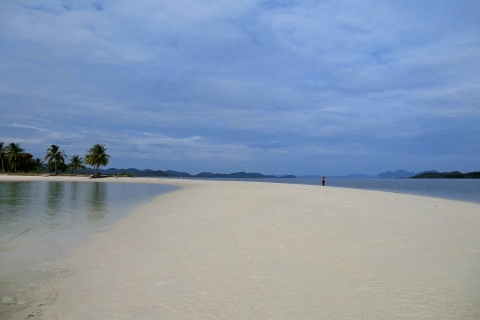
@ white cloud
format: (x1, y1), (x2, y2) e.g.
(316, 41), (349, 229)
(8, 124), (50, 132)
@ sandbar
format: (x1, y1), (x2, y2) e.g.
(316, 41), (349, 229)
(2, 175), (480, 319)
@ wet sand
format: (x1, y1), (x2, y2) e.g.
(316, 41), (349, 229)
(2, 175), (480, 319)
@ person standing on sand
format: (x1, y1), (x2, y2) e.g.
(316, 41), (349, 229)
(322, 176), (326, 186)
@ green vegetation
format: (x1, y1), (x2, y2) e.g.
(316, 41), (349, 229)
(68, 155), (86, 174)
(412, 171), (480, 179)
(44, 144), (67, 175)
(33, 158), (44, 174)
(85, 144), (110, 175)
(118, 172), (136, 177)
(5, 143), (26, 173)
(0, 142), (6, 173)
(0, 141), (38, 173)
(0, 140), (111, 175)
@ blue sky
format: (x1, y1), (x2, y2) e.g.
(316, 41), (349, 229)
(1, 0), (479, 175)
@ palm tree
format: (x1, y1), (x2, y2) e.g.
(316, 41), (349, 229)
(33, 158), (44, 174)
(0, 141), (5, 173)
(85, 144), (110, 175)
(69, 155), (86, 174)
(44, 144), (67, 175)
(5, 143), (25, 173)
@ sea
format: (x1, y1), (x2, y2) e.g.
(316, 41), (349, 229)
(0, 178), (479, 317)
(252, 178), (480, 204)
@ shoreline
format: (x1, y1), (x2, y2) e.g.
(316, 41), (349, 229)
(2, 174), (479, 205)
(2, 176), (480, 319)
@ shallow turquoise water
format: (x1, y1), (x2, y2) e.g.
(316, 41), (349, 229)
(0, 181), (178, 248)
(0, 180), (178, 318)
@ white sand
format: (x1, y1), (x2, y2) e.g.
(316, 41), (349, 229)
(2, 175), (480, 319)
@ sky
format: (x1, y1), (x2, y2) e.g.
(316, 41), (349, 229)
(1, 0), (479, 176)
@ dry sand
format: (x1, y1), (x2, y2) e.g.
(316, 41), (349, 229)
(2, 175), (480, 319)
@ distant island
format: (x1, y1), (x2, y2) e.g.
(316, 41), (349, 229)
(193, 172), (296, 179)
(301, 169), (480, 179)
(98, 168), (296, 179)
(301, 170), (417, 179)
(78, 168), (480, 180)
(411, 171), (480, 179)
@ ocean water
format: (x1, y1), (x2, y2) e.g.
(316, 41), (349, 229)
(254, 178), (480, 204)
(0, 181), (178, 318)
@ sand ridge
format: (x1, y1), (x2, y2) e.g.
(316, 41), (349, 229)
(2, 176), (480, 319)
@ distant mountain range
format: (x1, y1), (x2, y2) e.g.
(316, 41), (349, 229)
(300, 170), (416, 179)
(74, 168), (479, 179)
(301, 169), (480, 179)
(411, 171), (480, 179)
(89, 168), (296, 179)
(193, 172), (296, 179)
(377, 170), (416, 179)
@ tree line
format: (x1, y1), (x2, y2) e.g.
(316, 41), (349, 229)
(0, 142), (110, 175)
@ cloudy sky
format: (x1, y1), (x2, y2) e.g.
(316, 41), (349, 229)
(1, 0), (479, 175)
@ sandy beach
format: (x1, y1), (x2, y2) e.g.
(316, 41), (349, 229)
(2, 175), (480, 319)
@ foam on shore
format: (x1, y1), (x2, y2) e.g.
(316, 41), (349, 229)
(2, 176), (480, 319)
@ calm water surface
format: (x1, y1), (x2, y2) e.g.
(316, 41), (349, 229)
(255, 178), (480, 204)
(0, 181), (178, 318)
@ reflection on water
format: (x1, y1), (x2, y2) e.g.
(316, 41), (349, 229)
(0, 183), (35, 245)
(1, 182), (31, 215)
(87, 182), (108, 222)
(0, 181), (179, 319)
(69, 182), (79, 218)
(0, 181), (178, 247)
(45, 182), (64, 222)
